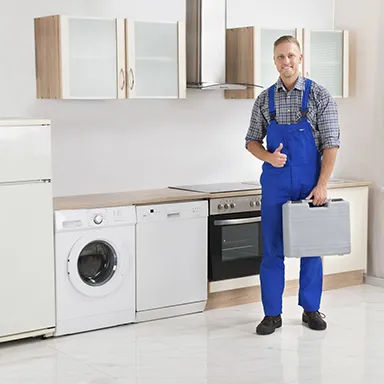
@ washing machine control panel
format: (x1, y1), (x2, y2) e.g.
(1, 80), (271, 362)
(88, 207), (136, 227)
(55, 206), (137, 231)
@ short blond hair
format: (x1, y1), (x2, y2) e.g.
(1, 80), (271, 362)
(274, 35), (301, 51)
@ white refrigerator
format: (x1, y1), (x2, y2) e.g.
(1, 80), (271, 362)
(0, 119), (55, 342)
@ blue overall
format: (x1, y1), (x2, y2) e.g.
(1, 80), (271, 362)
(260, 79), (323, 316)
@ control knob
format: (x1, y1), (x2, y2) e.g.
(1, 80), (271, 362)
(218, 204), (224, 210)
(224, 203), (229, 209)
(94, 214), (103, 225)
(230, 203), (235, 209)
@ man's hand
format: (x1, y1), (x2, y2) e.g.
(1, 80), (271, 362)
(306, 182), (327, 206)
(268, 143), (287, 168)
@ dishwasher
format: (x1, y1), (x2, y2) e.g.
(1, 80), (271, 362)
(135, 200), (208, 322)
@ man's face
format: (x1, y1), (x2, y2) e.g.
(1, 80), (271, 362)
(273, 42), (302, 80)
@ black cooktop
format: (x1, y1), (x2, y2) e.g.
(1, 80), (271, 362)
(169, 181), (260, 194)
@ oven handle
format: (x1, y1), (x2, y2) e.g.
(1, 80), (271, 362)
(214, 217), (261, 226)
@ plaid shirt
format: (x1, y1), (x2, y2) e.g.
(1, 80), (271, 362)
(245, 76), (340, 154)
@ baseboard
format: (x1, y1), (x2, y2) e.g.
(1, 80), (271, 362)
(209, 275), (260, 293)
(364, 275), (384, 288)
(0, 327), (55, 344)
(135, 301), (207, 323)
(205, 270), (364, 311)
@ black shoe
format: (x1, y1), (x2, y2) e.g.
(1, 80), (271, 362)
(302, 311), (327, 330)
(256, 315), (282, 335)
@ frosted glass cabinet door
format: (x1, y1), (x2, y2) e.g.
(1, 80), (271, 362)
(125, 20), (186, 99)
(60, 16), (121, 99)
(303, 30), (349, 98)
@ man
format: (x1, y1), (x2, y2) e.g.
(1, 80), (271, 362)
(245, 35), (340, 335)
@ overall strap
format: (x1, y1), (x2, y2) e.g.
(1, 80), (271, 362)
(301, 79), (312, 118)
(268, 84), (276, 121)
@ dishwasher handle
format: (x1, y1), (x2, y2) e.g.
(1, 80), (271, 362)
(167, 212), (180, 218)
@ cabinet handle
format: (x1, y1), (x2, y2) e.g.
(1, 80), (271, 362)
(129, 68), (135, 90)
(119, 68), (126, 91)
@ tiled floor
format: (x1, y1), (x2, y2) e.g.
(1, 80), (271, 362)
(1, 284), (384, 383)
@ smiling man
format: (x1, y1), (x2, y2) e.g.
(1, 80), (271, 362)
(245, 36), (340, 335)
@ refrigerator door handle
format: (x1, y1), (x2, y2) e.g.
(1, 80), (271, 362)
(0, 179), (51, 186)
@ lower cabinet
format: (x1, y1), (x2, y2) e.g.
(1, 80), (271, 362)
(322, 186), (368, 275)
(284, 186), (369, 281)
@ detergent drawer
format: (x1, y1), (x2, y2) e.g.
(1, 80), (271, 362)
(282, 198), (351, 258)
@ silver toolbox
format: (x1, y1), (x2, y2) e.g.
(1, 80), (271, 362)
(282, 198), (351, 258)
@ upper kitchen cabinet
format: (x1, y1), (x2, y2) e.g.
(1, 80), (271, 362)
(34, 16), (123, 99)
(302, 29), (349, 98)
(34, 15), (186, 99)
(225, 28), (302, 99)
(125, 20), (186, 99)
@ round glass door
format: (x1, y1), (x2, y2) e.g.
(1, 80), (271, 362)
(77, 240), (117, 287)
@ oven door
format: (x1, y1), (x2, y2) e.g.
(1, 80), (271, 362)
(208, 211), (262, 281)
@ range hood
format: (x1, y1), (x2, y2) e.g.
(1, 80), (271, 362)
(186, 0), (263, 91)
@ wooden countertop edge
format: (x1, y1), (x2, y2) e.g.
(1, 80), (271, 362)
(53, 181), (372, 211)
(53, 189), (211, 211)
(328, 180), (373, 189)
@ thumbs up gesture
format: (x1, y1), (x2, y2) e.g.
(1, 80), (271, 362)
(269, 143), (287, 168)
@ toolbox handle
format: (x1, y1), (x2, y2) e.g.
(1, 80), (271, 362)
(307, 199), (329, 208)
(291, 198), (343, 207)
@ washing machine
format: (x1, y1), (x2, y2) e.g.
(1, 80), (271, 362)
(54, 205), (136, 336)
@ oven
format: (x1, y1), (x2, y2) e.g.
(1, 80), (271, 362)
(208, 195), (262, 281)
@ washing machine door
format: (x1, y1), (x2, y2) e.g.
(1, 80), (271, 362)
(67, 232), (128, 298)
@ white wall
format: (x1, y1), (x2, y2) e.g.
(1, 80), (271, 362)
(334, 0), (384, 278)
(0, 0), (334, 197)
(226, 0), (334, 29)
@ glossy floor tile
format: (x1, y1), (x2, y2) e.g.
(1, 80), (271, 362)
(1, 284), (384, 383)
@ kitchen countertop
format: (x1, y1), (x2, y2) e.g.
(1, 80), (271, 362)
(53, 178), (372, 211)
(53, 188), (210, 211)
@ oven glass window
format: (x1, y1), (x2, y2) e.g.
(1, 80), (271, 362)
(222, 223), (261, 261)
(77, 241), (117, 286)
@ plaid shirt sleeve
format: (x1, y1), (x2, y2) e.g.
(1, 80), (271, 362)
(313, 83), (340, 152)
(244, 91), (268, 148)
